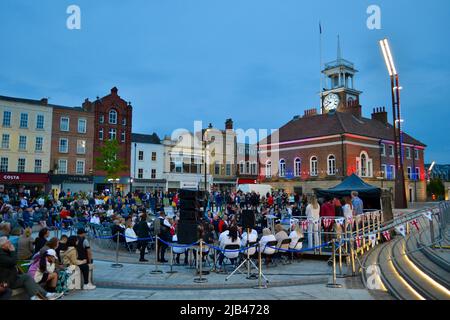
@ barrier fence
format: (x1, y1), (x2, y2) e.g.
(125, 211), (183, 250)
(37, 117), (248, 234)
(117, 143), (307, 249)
(38, 201), (449, 289)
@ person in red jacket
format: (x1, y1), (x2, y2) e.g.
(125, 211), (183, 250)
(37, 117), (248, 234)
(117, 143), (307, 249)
(320, 198), (335, 243)
(218, 215), (229, 233)
(267, 193), (274, 207)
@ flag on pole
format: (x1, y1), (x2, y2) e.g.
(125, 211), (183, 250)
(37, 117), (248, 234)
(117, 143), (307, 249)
(382, 231), (391, 241)
(395, 224), (406, 237)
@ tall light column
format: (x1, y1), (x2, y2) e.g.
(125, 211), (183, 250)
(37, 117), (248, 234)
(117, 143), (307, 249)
(380, 38), (407, 209)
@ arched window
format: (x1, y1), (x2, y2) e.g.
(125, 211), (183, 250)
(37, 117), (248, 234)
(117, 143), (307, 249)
(265, 160), (272, 178)
(357, 151), (373, 177)
(109, 109), (117, 124)
(360, 153), (367, 176)
(327, 155), (336, 175)
(279, 159), (286, 177)
(294, 158), (301, 177)
(310, 156), (318, 176)
(239, 161), (244, 174)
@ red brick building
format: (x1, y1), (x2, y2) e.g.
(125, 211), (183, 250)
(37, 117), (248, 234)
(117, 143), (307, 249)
(82, 87), (133, 192)
(259, 50), (426, 202)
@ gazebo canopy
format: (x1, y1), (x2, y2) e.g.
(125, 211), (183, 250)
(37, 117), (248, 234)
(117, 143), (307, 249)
(315, 174), (381, 199)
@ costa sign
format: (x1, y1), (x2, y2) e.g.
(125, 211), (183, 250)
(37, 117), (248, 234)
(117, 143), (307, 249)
(0, 173), (49, 184)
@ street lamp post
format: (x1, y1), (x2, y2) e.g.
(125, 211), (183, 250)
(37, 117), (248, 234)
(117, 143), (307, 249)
(380, 38), (407, 209)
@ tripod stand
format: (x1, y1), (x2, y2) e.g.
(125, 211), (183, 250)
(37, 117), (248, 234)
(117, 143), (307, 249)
(225, 229), (267, 282)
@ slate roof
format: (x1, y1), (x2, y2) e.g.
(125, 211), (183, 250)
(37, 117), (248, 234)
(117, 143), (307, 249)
(131, 133), (161, 144)
(261, 111), (425, 147)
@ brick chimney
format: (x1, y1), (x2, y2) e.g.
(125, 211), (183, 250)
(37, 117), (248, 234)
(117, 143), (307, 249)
(343, 99), (362, 118)
(82, 98), (92, 111)
(225, 118), (233, 130)
(111, 87), (118, 95)
(40, 98), (48, 105)
(303, 108), (318, 118)
(371, 107), (388, 124)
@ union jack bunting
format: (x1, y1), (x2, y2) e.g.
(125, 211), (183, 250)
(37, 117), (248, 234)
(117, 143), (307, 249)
(422, 211), (433, 221)
(300, 220), (309, 231)
(410, 219), (420, 232)
(346, 216), (354, 225)
(368, 234), (377, 247)
(382, 231), (391, 241)
(395, 224), (406, 237)
(335, 218), (345, 226)
(323, 218), (332, 229)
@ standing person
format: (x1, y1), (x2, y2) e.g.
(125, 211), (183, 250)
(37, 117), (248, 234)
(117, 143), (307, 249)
(17, 227), (34, 260)
(351, 191), (364, 230)
(134, 212), (150, 262)
(76, 229), (95, 287)
(300, 195), (308, 217)
(157, 211), (171, 263)
(320, 197), (335, 243)
(342, 197), (354, 233)
(306, 195), (320, 248)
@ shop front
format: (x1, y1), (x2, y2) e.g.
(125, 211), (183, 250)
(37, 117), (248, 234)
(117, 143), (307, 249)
(93, 176), (131, 194)
(49, 174), (94, 198)
(130, 179), (166, 193)
(0, 172), (50, 198)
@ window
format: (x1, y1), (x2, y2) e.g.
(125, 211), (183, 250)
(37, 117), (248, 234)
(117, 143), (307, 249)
(294, 158), (301, 177)
(109, 128), (116, 140)
(251, 162), (257, 175)
(18, 136), (27, 151)
(214, 162), (220, 175)
(279, 159), (286, 177)
(415, 167), (420, 181)
(35, 137), (43, 152)
(138, 168), (144, 179)
(20, 113), (28, 128)
(122, 118), (127, 126)
(109, 109), (117, 124)
(265, 160), (272, 178)
(138, 151), (144, 161)
(17, 158), (26, 173)
(99, 128), (104, 140)
(389, 145), (394, 157)
(381, 164), (387, 178)
(76, 160), (85, 175)
(381, 143), (386, 156)
(60, 117), (69, 131)
(78, 119), (86, 133)
(151, 169), (156, 179)
(390, 165), (396, 180)
(360, 154), (367, 176)
(99, 115), (104, 124)
(226, 162), (231, 176)
(327, 155), (336, 175)
(59, 138), (68, 153)
(246, 162), (251, 175)
(34, 159), (42, 173)
(414, 149), (419, 160)
(407, 167), (412, 180)
(406, 147), (411, 159)
(121, 131), (126, 143)
(0, 157), (8, 172)
(36, 114), (44, 129)
(2, 111), (11, 127)
(152, 152), (156, 161)
(77, 140), (86, 154)
(358, 152), (373, 177)
(1, 134), (10, 149)
(58, 159), (68, 174)
(310, 157), (318, 176)
(239, 161), (244, 174)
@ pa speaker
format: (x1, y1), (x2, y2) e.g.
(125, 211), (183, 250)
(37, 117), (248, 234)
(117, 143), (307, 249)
(179, 189), (198, 200)
(177, 220), (199, 244)
(179, 209), (200, 221)
(179, 199), (198, 211)
(241, 209), (256, 230)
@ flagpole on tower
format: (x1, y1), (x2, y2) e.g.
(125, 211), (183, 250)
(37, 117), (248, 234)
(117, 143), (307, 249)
(319, 21), (323, 114)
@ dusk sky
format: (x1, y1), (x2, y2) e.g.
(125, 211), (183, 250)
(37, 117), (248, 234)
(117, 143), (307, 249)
(1, 0), (449, 162)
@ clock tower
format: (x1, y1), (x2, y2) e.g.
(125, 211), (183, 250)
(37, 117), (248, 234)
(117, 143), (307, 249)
(321, 36), (362, 115)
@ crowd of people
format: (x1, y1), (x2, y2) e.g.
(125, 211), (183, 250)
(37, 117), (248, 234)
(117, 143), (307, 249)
(0, 186), (366, 300)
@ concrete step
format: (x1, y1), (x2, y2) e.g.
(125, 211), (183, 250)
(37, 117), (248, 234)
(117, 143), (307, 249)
(377, 237), (422, 300)
(392, 236), (450, 300)
(407, 231), (450, 289)
(418, 228), (450, 273)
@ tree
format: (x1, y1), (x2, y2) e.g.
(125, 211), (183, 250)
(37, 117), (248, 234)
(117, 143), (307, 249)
(94, 139), (128, 181)
(427, 178), (445, 200)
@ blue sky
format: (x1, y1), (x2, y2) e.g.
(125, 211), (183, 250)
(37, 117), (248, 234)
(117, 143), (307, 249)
(1, 0), (449, 162)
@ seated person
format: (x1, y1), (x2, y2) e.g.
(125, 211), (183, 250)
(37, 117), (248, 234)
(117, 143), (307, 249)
(240, 228), (258, 247)
(289, 225), (304, 251)
(33, 249), (59, 293)
(124, 221), (138, 251)
(17, 227), (34, 261)
(0, 236), (62, 300)
(274, 224), (289, 247)
(111, 219), (126, 243)
(61, 236), (95, 290)
(56, 235), (68, 262)
(218, 225), (241, 269)
(258, 228), (277, 264)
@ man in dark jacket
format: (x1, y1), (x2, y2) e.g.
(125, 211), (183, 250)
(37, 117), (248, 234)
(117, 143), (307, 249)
(0, 237), (62, 300)
(133, 213), (150, 262)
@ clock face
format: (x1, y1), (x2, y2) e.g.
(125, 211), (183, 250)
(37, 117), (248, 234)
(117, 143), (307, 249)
(323, 93), (340, 111)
